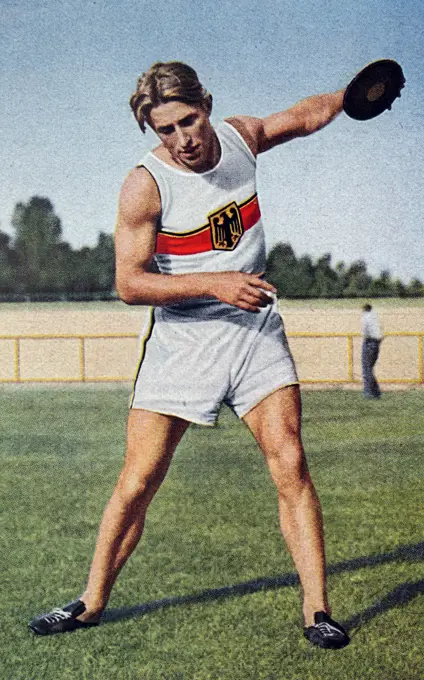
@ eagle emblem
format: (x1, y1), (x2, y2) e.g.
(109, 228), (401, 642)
(209, 202), (244, 251)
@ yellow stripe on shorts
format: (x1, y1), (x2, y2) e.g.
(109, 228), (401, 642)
(129, 307), (155, 408)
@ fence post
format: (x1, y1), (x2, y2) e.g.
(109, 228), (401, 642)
(347, 335), (354, 382)
(14, 337), (20, 382)
(419, 334), (424, 384)
(79, 337), (86, 382)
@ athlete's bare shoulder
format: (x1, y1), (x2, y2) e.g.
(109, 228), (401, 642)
(118, 165), (161, 228)
(224, 116), (264, 157)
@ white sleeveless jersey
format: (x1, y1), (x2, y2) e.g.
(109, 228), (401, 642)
(138, 121), (267, 315)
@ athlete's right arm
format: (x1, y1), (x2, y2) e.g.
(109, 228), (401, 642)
(114, 167), (276, 312)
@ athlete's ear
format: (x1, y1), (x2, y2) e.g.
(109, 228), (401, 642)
(202, 93), (213, 116)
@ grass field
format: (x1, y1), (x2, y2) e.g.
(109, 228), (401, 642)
(1, 386), (424, 680)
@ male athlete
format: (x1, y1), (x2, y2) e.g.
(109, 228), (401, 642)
(29, 61), (349, 649)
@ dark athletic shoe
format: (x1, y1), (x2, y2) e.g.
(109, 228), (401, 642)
(303, 611), (350, 649)
(28, 599), (100, 636)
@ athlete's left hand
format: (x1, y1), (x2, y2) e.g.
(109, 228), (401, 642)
(204, 271), (276, 312)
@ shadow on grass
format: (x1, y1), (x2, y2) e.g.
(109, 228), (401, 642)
(102, 540), (424, 631)
(344, 578), (424, 638)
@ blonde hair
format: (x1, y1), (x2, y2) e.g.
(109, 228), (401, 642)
(129, 61), (212, 133)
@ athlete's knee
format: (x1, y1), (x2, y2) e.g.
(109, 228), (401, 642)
(267, 444), (310, 498)
(115, 466), (161, 509)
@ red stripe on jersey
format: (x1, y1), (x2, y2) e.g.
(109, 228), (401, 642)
(156, 225), (212, 256)
(155, 195), (261, 256)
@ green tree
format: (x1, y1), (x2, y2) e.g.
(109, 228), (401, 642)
(67, 246), (99, 293)
(91, 232), (115, 291)
(406, 278), (424, 297)
(334, 262), (348, 297)
(265, 243), (424, 300)
(310, 253), (339, 298)
(393, 278), (407, 297)
(0, 230), (18, 293)
(342, 260), (373, 297)
(369, 270), (396, 297)
(68, 233), (115, 294)
(266, 243), (299, 297)
(12, 196), (63, 292)
(291, 255), (315, 297)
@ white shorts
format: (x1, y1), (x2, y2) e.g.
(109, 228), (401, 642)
(131, 302), (298, 426)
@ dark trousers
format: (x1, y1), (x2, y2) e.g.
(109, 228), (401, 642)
(362, 339), (381, 398)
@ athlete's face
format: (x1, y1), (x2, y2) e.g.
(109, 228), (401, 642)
(148, 100), (218, 172)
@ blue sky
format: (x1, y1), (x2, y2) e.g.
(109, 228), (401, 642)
(1, 0), (423, 282)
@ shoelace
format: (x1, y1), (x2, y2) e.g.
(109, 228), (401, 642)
(44, 608), (72, 624)
(315, 622), (341, 637)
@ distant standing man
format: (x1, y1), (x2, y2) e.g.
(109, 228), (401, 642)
(29, 61), (350, 649)
(361, 304), (383, 398)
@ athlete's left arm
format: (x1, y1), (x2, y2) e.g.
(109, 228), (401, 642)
(227, 89), (345, 155)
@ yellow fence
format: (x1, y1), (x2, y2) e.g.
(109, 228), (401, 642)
(287, 332), (424, 384)
(0, 332), (423, 384)
(0, 333), (139, 384)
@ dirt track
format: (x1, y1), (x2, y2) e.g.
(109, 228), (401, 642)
(1, 300), (423, 334)
(0, 301), (422, 384)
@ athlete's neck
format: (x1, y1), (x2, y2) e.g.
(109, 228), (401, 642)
(154, 131), (221, 174)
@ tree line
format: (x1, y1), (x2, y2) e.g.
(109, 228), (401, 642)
(266, 243), (424, 299)
(0, 196), (115, 301)
(1, 196), (423, 301)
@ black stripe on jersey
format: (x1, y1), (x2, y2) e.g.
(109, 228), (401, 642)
(129, 307), (155, 409)
(239, 193), (258, 209)
(158, 192), (258, 237)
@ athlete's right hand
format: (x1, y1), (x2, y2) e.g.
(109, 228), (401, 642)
(204, 271), (277, 312)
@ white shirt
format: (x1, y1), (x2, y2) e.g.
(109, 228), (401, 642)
(362, 310), (383, 340)
(138, 121), (266, 315)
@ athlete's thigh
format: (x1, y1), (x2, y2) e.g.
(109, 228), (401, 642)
(124, 408), (190, 480)
(242, 384), (302, 454)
